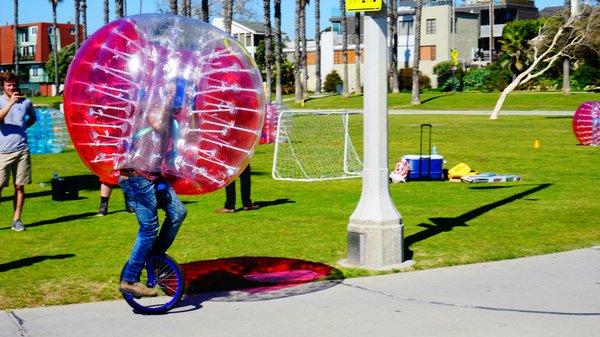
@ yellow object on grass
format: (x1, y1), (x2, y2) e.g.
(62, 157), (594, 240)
(448, 163), (478, 179)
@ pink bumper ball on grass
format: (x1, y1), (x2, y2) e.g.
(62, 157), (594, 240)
(63, 14), (265, 194)
(572, 101), (600, 146)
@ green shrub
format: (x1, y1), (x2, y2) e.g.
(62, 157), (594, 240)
(323, 70), (343, 93)
(433, 61), (465, 91)
(464, 64), (512, 92)
(397, 68), (431, 91)
(572, 63), (600, 90)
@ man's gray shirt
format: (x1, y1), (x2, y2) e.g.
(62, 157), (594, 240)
(0, 95), (36, 154)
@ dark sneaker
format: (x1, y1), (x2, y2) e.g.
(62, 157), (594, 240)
(96, 202), (108, 216)
(119, 281), (158, 297)
(11, 219), (25, 232)
(243, 203), (260, 211)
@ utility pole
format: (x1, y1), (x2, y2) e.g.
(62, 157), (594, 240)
(340, 0), (413, 270)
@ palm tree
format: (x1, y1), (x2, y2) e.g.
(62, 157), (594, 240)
(200, 0), (209, 22)
(411, 0), (422, 105)
(103, 0), (109, 24)
(294, 0), (302, 103)
(263, 0), (272, 103)
(389, 0), (399, 93)
(562, 0), (575, 95)
(489, 0), (494, 62)
(314, 0), (321, 95)
(224, 0), (233, 33)
(74, 0), (80, 50)
(354, 12), (361, 95)
(274, 0), (283, 103)
(13, 0), (19, 77)
(301, 0), (309, 99)
(49, 0), (63, 96)
(116, 0), (124, 18)
(170, 0), (178, 14)
(81, 0), (87, 39)
(340, 0), (348, 97)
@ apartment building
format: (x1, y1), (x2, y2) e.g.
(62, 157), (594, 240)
(211, 18), (266, 58)
(0, 22), (83, 95)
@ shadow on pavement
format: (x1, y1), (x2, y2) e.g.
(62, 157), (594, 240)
(168, 256), (344, 313)
(404, 183), (552, 260)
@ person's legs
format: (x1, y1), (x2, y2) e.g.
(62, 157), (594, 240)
(240, 165), (259, 210)
(97, 182), (112, 216)
(151, 182), (187, 255)
(13, 185), (24, 221)
(223, 180), (236, 210)
(119, 176), (160, 283)
(12, 149), (31, 230)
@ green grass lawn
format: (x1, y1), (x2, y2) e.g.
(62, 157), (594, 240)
(1, 114), (599, 310)
(285, 91), (599, 111)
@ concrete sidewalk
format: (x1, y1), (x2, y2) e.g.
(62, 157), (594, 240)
(2, 247), (599, 337)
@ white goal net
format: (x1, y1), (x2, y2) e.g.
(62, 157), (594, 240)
(272, 110), (362, 181)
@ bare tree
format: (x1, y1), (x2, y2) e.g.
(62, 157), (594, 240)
(411, 0), (422, 105)
(103, 0), (109, 24)
(389, 0), (399, 93)
(354, 12), (362, 95)
(490, 8), (599, 119)
(74, 0), (80, 50)
(14, 0), (19, 76)
(340, 0), (348, 97)
(314, 0), (322, 95)
(263, 0), (272, 103)
(274, 0), (283, 103)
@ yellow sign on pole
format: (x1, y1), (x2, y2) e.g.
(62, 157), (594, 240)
(346, 0), (383, 12)
(451, 49), (459, 66)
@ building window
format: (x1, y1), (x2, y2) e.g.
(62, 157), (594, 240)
(30, 26), (37, 35)
(48, 27), (54, 34)
(70, 28), (76, 35)
(420, 45), (436, 61)
(32, 67), (39, 77)
(426, 19), (436, 34)
(19, 30), (29, 43)
(245, 34), (252, 47)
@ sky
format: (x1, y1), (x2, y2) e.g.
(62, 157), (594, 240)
(1, 0), (566, 40)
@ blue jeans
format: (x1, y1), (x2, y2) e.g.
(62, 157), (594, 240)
(119, 176), (187, 283)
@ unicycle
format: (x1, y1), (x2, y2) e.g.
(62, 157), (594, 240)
(120, 254), (185, 314)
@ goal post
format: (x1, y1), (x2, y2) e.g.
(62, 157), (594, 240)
(272, 110), (363, 181)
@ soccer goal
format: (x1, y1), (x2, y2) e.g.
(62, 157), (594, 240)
(272, 110), (363, 181)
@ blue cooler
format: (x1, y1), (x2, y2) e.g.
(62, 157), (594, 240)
(402, 154), (444, 180)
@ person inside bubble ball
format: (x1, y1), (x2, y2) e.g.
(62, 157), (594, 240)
(117, 81), (187, 297)
(0, 72), (36, 232)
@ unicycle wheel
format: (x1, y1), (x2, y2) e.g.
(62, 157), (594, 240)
(120, 254), (185, 314)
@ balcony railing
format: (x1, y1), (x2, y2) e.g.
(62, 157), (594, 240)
(18, 54), (35, 61)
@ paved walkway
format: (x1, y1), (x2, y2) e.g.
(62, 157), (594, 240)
(2, 247), (598, 337)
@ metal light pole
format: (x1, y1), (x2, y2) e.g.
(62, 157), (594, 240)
(340, 0), (412, 270)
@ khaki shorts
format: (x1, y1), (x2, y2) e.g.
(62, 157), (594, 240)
(0, 148), (32, 187)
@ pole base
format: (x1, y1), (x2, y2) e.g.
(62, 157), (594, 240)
(337, 258), (415, 271)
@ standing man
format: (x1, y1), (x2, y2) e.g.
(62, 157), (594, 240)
(0, 72), (36, 231)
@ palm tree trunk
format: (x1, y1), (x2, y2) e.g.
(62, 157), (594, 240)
(411, 0), (422, 105)
(301, 2), (308, 98)
(74, 0), (80, 50)
(340, 0), (348, 97)
(103, 0), (109, 24)
(81, 0), (87, 39)
(294, 0), (302, 103)
(562, 0), (573, 95)
(274, 0), (283, 103)
(390, 0), (399, 93)
(200, 0), (209, 22)
(52, 2), (60, 96)
(170, 0), (178, 14)
(489, 0), (494, 62)
(314, 0), (321, 95)
(263, 0), (272, 103)
(116, 0), (124, 18)
(14, 0), (19, 77)
(224, 0), (233, 33)
(354, 12), (361, 95)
